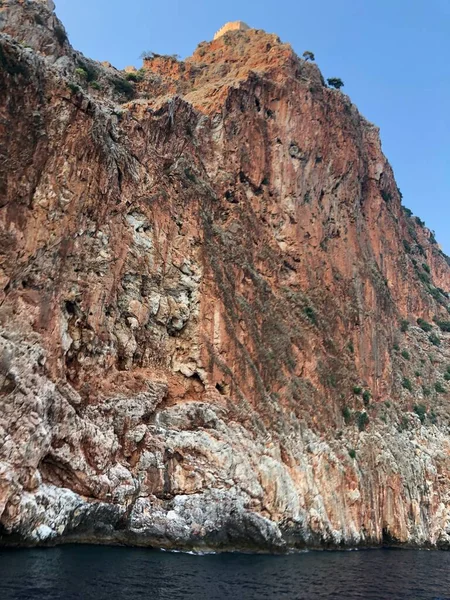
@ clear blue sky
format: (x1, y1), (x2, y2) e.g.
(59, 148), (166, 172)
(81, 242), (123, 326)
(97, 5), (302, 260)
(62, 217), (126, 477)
(56, 0), (449, 253)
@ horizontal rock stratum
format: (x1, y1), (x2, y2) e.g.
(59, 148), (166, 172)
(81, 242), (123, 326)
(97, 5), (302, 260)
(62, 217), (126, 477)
(1, 1), (450, 552)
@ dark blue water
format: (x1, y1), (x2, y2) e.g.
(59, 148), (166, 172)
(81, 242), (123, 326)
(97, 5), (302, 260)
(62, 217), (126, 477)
(0, 546), (450, 600)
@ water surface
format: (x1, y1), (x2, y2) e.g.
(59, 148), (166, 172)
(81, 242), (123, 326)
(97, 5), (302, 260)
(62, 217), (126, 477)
(1, 545), (450, 599)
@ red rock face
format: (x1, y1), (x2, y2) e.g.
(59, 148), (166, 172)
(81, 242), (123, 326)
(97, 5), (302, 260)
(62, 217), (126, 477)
(1, 2), (450, 551)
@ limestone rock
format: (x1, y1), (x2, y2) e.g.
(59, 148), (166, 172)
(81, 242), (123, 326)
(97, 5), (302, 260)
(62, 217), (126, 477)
(1, 2), (450, 552)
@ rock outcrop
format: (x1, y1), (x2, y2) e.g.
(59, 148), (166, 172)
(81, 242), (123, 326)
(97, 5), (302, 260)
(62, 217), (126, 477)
(1, 2), (450, 552)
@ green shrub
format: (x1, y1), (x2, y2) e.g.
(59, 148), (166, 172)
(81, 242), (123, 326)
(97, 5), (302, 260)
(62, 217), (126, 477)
(417, 318), (432, 332)
(110, 77), (134, 99)
(422, 263), (431, 274)
(125, 71), (144, 82)
(414, 371), (421, 377)
(436, 320), (450, 332)
(416, 217), (425, 227)
(403, 240), (412, 253)
(401, 350), (410, 360)
(393, 343), (400, 351)
(400, 319), (409, 332)
(184, 168), (197, 183)
(348, 448), (356, 459)
(327, 77), (344, 89)
(435, 381), (446, 394)
(429, 333), (441, 347)
(362, 390), (371, 405)
(353, 386), (362, 395)
(418, 271), (431, 284)
(304, 306), (317, 325)
(303, 51), (315, 61)
(384, 400), (391, 408)
(381, 190), (392, 203)
(402, 206), (412, 217)
(444, 372), (450, 381)
(413, 404), (427, 423)
(75, 67), (88, 79)
(342, 406), (352, 425)
(67, 82), (80, 94)
(90, 81), (101, 90)
(76, 61), (98, 83)
(422, 385), (431, 396)
(347, 341), (354, 354)
(402, 377), (412, 391)
(357, 411), (369, 431)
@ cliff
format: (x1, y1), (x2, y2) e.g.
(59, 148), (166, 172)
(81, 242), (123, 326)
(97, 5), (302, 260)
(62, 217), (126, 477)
(1, 1), (450, 551)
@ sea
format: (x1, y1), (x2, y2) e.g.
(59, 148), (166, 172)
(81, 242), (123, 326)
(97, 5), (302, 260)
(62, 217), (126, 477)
(0, 545), (450, 599)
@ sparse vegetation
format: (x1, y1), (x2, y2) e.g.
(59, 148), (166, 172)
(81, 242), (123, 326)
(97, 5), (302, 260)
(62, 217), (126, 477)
(401, 350), (410, 360)
(348, 448), (356, 459)
(302, 51), (315, 61)
(429, 333), (441, 347)
(184, 168), (197, 183)
(400, 319), (409, 332)
(362, 390), (371, 406)
(402, 377), (413, 391)
(90, 81), (101, 90)
(417, 318), (432, 332)
(303, 306), (318, 326)
(75, 67), (88, 79)
(436, 320), (450, 332)
(342, 406), (352, 425)
(415, 217), (426, 227)
(125, 71), (144, 83)
(413, 404), (427, 423)
(110, 77), (134, 99)
(327, 77), (344, 89)
(76, 60), (98, 83)
(417, 271), (431, 285)
(67, 82), (80, 94)
(435, 381), (446, 394)
(403, 206), (413, 218)
(357, 411), (369, 431)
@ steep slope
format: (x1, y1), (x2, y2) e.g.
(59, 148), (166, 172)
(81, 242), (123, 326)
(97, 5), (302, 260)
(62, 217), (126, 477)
(1, 0), (450, 551)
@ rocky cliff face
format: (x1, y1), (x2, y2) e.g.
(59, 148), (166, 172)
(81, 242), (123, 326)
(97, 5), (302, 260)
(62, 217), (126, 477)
(1, 1), (450, 551)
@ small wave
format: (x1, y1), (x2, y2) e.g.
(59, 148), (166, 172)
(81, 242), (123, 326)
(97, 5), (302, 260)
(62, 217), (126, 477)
(159, 548), (218, 556)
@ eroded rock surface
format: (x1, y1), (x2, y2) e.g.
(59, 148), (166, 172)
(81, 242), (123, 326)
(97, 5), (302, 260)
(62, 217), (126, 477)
(1, 1), (450, 551)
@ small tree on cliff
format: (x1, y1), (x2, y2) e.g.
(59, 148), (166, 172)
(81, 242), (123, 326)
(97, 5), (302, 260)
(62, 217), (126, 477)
(303, 50), (315, 62)
(327, 77), (344, 90)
